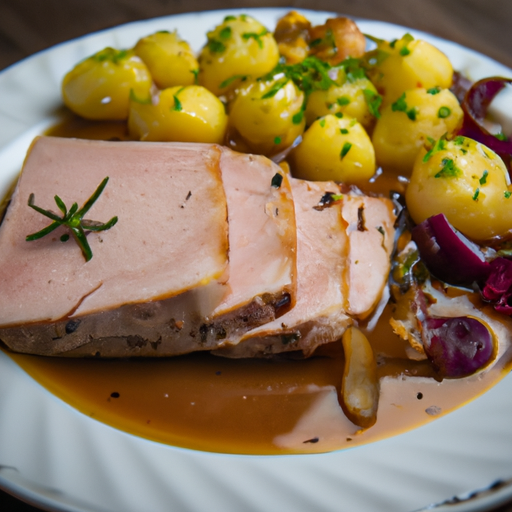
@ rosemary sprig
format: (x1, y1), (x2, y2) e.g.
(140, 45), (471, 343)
(26, 177), (118, 262)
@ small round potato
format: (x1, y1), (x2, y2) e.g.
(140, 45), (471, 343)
(406, 136), (512, 241)
(62, 48), (152, 120)
(289, 114), (376, 183)
(134, 31), (199, 89)
(128, 85), (227, 144)
(227, 76), (305, 156)
(305, 67), (381, 131)
(367, 34), (453, 106)
(198, 14), (280, 96)
(372, 87), (463, 175)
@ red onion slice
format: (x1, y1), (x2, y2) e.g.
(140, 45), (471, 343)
(459, 77), (512, 171)
(423, 316), (494, 378)
(411, 214), (490, 287)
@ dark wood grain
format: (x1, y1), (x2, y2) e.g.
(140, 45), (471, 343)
(0, 1), (511, 510)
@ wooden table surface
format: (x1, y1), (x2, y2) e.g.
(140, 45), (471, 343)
(0, 0), (511, 511)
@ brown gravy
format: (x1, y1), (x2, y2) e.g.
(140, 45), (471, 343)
(4, 115), (512, 455)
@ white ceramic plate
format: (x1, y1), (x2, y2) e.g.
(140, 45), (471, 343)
(1, 8), (512, 512)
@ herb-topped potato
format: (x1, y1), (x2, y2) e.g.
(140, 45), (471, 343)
(198, 14), (280, 96)
(128, 85), (227, 143)
(227, 74), (305, 156)
(289, 114), (376, 183)
(372, 87), (463, 175)
(406, 136), (512, 241)
(134, 31), (199, 89)
(304, 62), (381, 130)
(62, 48), (152, 120)
(366, 33), (454, 106)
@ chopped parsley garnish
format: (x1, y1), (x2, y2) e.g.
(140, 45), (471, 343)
(242, 30), (268, 48)
(363, 89), (382, 118)
(171, 88), (184, 111)
(435, 158), (461, 178)
(219, 26), (232, 40)
(398, 33), (414, 56)
(479, 170), (489, 185)
(223, 15), (236, 22)
(190, 68), (199, 84)
(438, 106), (451, 118)
(274, 136), (282, 145)
(427, 87), (441, 95)
(505, 191), (512, 199)
(391, 92), (417, 120)
(340, 142), (352, 159)
(219, 74), (247, 89)
(319, 118), (326, 127)
(423, 136), (447, 162)
(472, 188), (480, 201)
(26, 177), (118, 262)
(340, 128), (349, 134)
(292, 111), (304, 124)
(335, 112), (344, 118)
(496, 132), (508, 141)
(336, 96), (350, 106)
(261, 79), (288, 99)
(207, 38), (226, 53)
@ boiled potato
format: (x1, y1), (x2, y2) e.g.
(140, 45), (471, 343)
(227, 76), (305, 156)
(273, 10), (311, 64)
(406, 136), (512, 241)
(134, 31), (199, 89)
(305, 67), (381, 130)
(372, 88), (463, 175)
(128, 85), (227, 143)
(289, 114), (376, 183)
(198, 14), (280, 96)
(366, 33), (453, 106)
(62, 48), (152, 121)
(308, 17), (366, 65)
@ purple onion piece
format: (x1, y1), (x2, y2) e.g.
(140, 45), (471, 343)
(459, 77), (512, 172)
(411, 213), (491, 287)
(423, 316), (494, 378)
(482, 257), (512, 314)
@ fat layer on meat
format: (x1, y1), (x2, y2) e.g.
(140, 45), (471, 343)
(0, 138), (296, 356)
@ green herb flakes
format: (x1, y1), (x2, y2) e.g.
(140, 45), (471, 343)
(479, 170), (489, 185)
(438, 106), (451, 118)
(435, 158), (461, 178)
(340, 142), (352, 159)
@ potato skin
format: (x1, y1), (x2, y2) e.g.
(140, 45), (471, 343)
(198, 15), (280, 96)
(227, 76), (305, 156)
(62, 48), (152, 121)
(406, 136), (512, 241)
(289, 114), (376, 183)
(128, 85), (227, 144)
(134, 31), (199, 89)
(367, 34), (453, 106)
(372, 88), (463, 175)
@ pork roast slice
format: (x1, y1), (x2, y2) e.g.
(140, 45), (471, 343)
(0, 138), (296, 356)
(215, 181), (396, 358)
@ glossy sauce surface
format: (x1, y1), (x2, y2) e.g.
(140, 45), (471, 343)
(5, 115), (512, 455)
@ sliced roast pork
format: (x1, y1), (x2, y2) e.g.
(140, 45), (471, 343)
(0, 137), (296, 356)
(215, 181), (396, 358)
